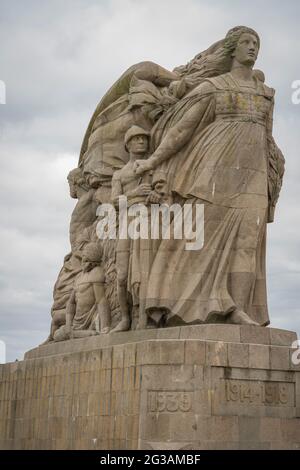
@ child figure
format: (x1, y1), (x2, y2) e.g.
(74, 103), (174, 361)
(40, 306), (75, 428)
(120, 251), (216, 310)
(54, 242), (110, 341)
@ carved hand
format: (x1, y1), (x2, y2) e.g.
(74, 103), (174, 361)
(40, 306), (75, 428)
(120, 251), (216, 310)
(146, 190), (162, 204)
(134, 183), (152, 197)
(133, 159), (153, 175)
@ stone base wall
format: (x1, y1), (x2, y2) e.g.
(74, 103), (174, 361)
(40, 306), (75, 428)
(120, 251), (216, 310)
(0, 325), (299, 449)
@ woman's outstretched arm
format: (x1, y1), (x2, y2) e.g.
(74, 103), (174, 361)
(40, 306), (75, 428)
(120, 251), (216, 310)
(134, 82), (214, 174)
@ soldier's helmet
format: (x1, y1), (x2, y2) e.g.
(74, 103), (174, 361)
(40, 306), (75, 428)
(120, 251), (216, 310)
(124, 125), (150, 151)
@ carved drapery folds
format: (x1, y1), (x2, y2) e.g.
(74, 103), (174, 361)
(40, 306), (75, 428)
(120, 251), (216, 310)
(44, 26), (285, 343)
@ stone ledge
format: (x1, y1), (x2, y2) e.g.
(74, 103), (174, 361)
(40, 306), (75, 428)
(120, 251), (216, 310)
(1, 328), (299, 450)
(24, 325), (297, 360)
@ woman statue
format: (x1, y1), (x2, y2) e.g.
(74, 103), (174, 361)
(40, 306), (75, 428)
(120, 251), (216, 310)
(133, 26), (285, 327)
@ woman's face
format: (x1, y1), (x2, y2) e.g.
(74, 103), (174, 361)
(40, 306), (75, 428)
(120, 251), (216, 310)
(232, 32), (259, 66)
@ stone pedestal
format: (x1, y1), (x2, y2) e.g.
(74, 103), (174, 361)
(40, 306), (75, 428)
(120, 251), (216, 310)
(0, 325), (299, 449)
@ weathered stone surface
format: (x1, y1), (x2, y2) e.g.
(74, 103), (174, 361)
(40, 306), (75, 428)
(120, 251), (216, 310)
(39, 25), (286, 345)
(270, 346), (290, 370)
(25, 325), (297, 360)
(240, 325), (271, 345)
(3, 25), (295, 451)
(179, 324), (241, 343)
(1, 325), (299, 450)
(249, 344), (270, 369)
(228, 342), (249, 368)
(270, 329), (297, 346)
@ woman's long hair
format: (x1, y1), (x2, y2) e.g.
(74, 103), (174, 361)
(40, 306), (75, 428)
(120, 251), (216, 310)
(174, 26), (260, 87)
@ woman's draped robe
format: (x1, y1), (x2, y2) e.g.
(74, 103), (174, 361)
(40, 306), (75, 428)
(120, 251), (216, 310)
(129, 72), (284, 326)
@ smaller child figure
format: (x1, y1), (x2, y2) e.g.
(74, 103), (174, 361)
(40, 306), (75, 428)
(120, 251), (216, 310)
(54, 242), (110, 341)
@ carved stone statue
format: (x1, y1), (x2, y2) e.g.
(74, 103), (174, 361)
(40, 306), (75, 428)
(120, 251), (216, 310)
(43, 169), (101, 343)
(53, 242), (110, 341)
(68, 167), (100, 250)
(110, 125), (164, 333)
(47, 25), (284, 341)
(7, 26), (298, 454)
(134, 26), (285, 327)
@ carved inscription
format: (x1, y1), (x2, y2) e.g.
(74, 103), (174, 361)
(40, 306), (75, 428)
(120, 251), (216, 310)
(147, 390), (193, 413)
(223, 379), (294, 406)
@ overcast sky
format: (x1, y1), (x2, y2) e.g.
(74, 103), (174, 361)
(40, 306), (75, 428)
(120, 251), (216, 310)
(0, 0), (299, 362)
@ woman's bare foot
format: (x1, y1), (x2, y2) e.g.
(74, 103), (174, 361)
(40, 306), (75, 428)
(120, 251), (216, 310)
(100, 326), (110, 334)
(111, 318), (131, 333)
(228, 309), (260, 326)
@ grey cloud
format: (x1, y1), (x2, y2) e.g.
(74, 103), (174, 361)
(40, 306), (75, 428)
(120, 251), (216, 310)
(0, 0), (299, 362)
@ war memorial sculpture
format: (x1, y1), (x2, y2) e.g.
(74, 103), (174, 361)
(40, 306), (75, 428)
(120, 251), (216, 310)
(0, 26), (299, 450)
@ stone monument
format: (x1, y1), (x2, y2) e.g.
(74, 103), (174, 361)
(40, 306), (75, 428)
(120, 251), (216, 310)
(0, 25), (299, 450)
